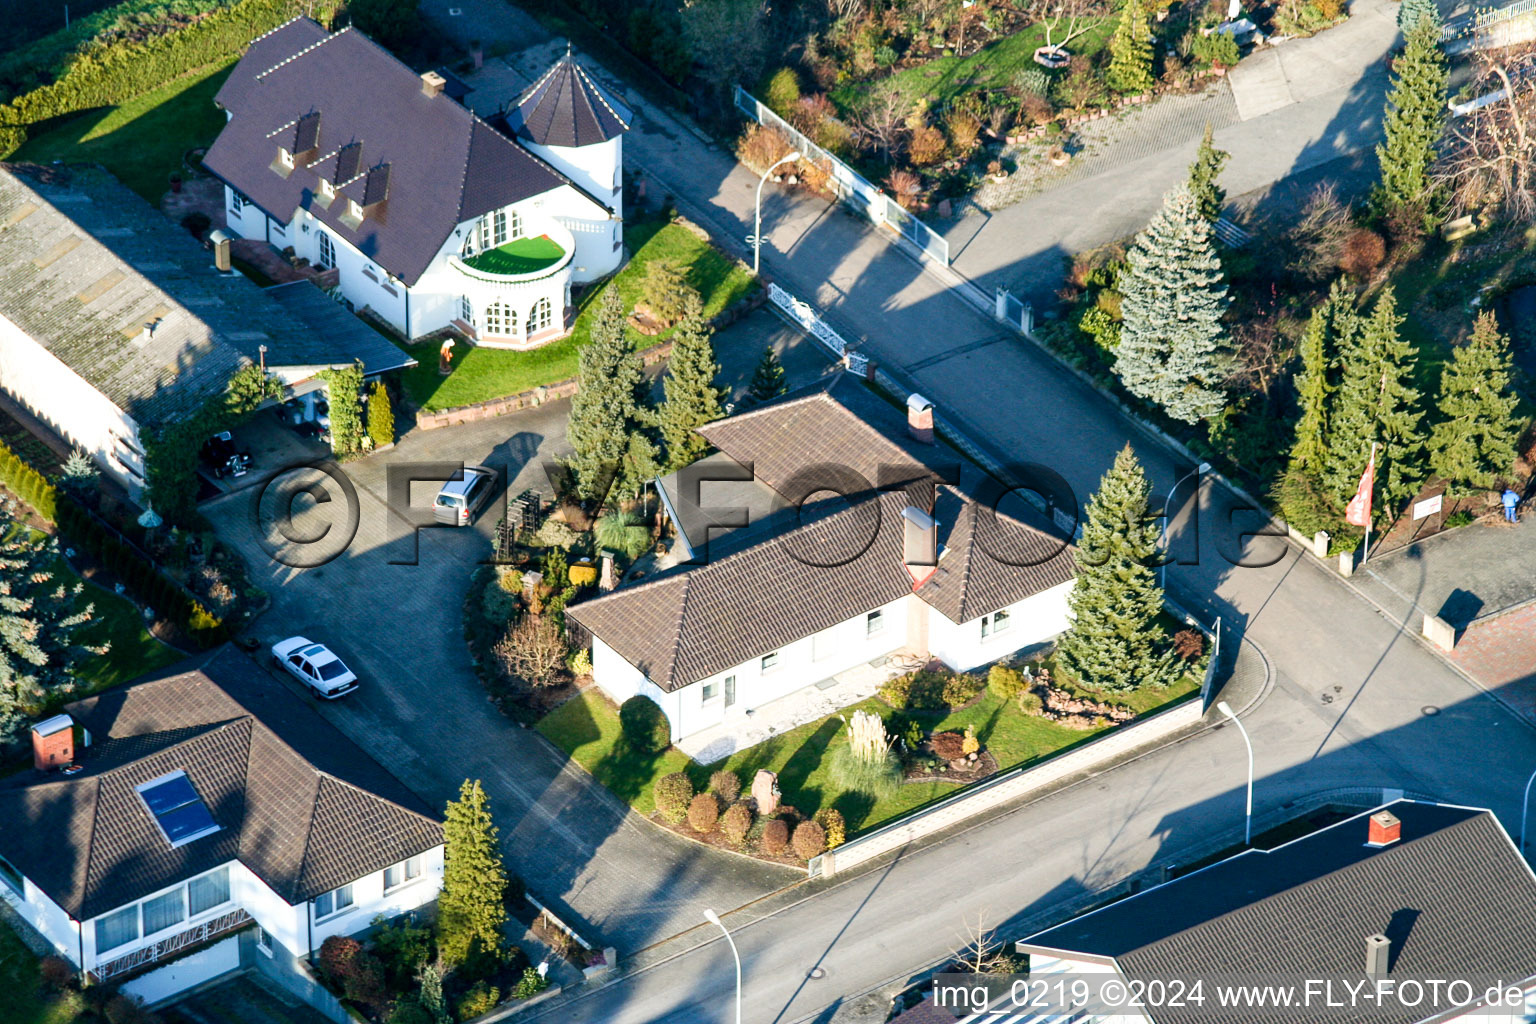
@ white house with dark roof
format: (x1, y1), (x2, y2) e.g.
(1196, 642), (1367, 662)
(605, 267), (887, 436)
(205, 19), (629, 348)
(0, 163), (411, 500)
(0, 647), (443, 1005)
(567, 375), (1078, 760)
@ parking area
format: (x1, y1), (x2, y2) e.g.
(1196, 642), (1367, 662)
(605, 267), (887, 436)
(197, 411), (331, 498)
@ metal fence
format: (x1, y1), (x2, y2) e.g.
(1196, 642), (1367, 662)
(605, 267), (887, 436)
(734, 86), (951, 267)
(1445, 0), (1536, 52)
(994, 287), (1033, 334)
(767, 281), (871, 377)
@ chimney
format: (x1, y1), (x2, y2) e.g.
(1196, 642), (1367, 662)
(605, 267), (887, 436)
(907, 393), (934, 444)
(1365, 933), (1391, 977)
(599, 550), (618, 592)
(420, 70), (447, 98)
(209, 229), (232, 273)
(1367, 809), (1401, 847)
(32, 714), (74, 772)
(902, 505), (937, 572)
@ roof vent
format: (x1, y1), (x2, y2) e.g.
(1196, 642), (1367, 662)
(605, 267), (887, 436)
(421, 70), (447, 97)
(32, 714), (75, 772)
(1365, 933), (1391, 977)
(907, 393), (934, 444)
(1367, 809), (1401, 847)
(902, 505), (937, 574)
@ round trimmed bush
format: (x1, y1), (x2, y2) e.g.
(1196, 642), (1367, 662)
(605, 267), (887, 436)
(814, 808), (847, 848)
(721, 803), (753, 846)
(620, 695), (671, 754)
(760, 818), (790, 856)
(688, 792), (720, 833)
(792, 820), (827, 860)
(654, 771), (694, 824)
(709, 769), (741, 804)
(987, 664), (1027, 699)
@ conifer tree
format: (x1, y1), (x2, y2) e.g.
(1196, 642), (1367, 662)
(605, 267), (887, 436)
(1398, 0), (1441, 34)
(1427, 312), (1521, 494)
(1187, 123), (1229, 224)
(1107, 0), (1155, 95)
(366, 380), (393, 449)
(1057, 445), (1175, 692)
(566, 288), (657, 502)
(1287, 281), (1357, 478)
(1374, 18), (1448, 222)
(749, 346), (787, 402)
(438, 779), (509, 967)
(1323, 289), (1424, 519)
(1115, 184), (1234, 424)
(658, 289), (725, 471)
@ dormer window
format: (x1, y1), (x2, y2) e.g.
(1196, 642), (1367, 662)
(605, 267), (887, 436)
(348, 199), (363, 220)
(320, 178), (334, 199)
(278, 148), (294, 169)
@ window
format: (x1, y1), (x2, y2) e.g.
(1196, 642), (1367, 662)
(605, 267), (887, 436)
(384, 856), (422, 891)
(95, 906), (140, 953)
(229, 190), (248, 215)
(255, 926), (274, 957)
(318, 232), (335, 269)
(136, 771), (219, 847)
(480, 210), (508, 249)
(314, 883), (354, 919)
(866, 610), (885, 637)
(980, 610), (1011, 640)
(348, 200), (363, 221)
(483, 302), (516, 337)
(529, 297), (552, 334)
(142, 889), (185, 935)
(507, 209), (523, 240)
(188, 867), (230, 916)
(761, 651), (779, 672)
(319, 178), (335, 199)
(278, 148), (294, 169)
(459, 296), (473, 325)
(702, 680), (719, 702)
(0, 855), (22, 895)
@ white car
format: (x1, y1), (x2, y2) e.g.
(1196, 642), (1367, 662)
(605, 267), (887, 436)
(270, 637), (359, 699)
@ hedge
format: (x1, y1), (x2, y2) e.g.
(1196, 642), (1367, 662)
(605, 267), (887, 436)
(0, 0), (342, 156)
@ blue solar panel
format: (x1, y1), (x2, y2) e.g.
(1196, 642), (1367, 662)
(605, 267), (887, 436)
(137, 772), (220, 847)
(139, 774), (198, 815)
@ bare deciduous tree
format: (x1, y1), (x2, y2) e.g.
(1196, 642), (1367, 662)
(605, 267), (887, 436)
(950, 912), (1018, 975)
(1228, 317), (1290, 398)
(495, 616), (568, 687)
(853, 86), (909, 161)
(1436, 44), (1536, 222)
(1029, 0), (1109, 51)
(1282, 182), (1352, 282)
(826, 0), (866, 21)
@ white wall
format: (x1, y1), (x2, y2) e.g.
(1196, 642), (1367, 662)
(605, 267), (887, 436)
(119, 934), (239, 1005)
(306, 845), (444, 949)
(0, 312), (146, 497)
(522, 137), (623, 283)
(0, 870), (82, 965)
(928, 580), (1074, 672)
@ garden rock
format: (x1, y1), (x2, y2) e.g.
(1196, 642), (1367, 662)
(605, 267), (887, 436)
(751, 769), (780, 815)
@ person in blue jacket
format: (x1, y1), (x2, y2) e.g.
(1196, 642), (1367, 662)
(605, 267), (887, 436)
(1502, 488), (1520, 523)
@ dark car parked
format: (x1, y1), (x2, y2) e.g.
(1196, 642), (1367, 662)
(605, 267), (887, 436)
(201, 431), (252, 479)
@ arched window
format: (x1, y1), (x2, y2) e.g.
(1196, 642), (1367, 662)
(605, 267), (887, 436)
(529, 297), (552, 334)
(484, 302), (518, 337)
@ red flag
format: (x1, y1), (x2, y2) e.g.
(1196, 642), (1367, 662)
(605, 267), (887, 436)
(1344, 452), (1375, 528)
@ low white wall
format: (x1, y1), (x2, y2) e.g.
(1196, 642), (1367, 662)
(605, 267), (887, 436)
(119, 934), (240, 1004)
(815, 697), (1204, 878)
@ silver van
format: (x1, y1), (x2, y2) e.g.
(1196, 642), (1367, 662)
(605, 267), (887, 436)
(433, 466), (497, 526)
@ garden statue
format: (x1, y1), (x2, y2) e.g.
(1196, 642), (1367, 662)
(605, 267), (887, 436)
(752, 769), (780, 815)
(439, 337), (454, 375)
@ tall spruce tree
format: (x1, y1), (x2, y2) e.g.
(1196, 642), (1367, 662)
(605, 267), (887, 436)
(1427, 312), (1521, 494)
(1323, 288), (1424, 520)
(658, 289), (725, 471)
(438, 779), (510, 966)
(1115, 184), (1234, 424)
(1287, 281), (1358, 478)
(749, 346), (787, 402)
(566, 288), (657, 502)
(1373, 18), (1448, 221)
(1398, 0), (1441, 34)
(1187, 123), (1230, 224)
(1057, 445), (1175, 692)
(1107, 0), (1155, 95)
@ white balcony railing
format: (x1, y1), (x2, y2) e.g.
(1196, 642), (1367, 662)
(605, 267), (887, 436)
(449, 221), (576, 291)
(89, 908), (253, 983)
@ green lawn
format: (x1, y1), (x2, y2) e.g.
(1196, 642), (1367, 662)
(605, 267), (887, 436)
(0, 918), (82, 1024)
(401, 218), (759, 413)
(68, 565), (184, 692)
(14, 59), (234, 202)
(464, 234), (567, 276)
(539, 668), (1198, 835)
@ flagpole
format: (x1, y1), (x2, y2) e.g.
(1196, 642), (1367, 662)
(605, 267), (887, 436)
(1362, 441), (1378, 563)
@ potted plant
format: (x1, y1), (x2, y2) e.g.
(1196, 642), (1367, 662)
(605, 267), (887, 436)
(1047, 145), (1071, 166)
(169, 173), (182, 194)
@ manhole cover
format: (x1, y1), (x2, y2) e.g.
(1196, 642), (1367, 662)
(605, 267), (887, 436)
(808, 967), (826, 980)
(1421, 705), (1441, 716)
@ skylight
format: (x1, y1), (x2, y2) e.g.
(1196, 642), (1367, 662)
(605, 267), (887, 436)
(136, 771), (220, 848)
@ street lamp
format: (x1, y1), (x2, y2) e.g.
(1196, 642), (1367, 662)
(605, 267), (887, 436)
(703, 908), (741, 1024)
(750, 150), (801, 275)
(1161, 462), (1210, 589)
(1217, 700), (1253, 846)
(1521, 763), (1536, 855)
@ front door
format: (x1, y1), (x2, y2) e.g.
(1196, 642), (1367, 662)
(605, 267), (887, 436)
(724, 674), (737, 709)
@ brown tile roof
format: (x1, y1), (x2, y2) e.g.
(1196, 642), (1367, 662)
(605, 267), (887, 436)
(570, 375), (1075, 690)
(0, 647), (441, 920)
(505, 55), (631, 148)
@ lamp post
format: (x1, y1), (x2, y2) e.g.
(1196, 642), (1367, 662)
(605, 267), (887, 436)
(751, 151), (801, 275)
(703, 908), (741, 1024)
(1161, 461), (1210, 589)
(1521, 763), (1536, 856)
(1217, 700), (1253, 846)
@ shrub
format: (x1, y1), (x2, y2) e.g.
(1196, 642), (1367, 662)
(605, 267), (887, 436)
(512, 966), (549, 999)
(318, 936), (363, 986)
(930, 731), (965, 759)
(387, 997), (432, 1024)
(988, 664), (1027, 699)
(887, 169), (922, 209)
(961, 724), (980, 755)
(367, 380), (394, 449)
(908, 124), (946, 166)
(344, 952), (388, 1009)
(456, 981), (501, 1021)
(813, 807), (847, 848)
(942, 672), (983, 707)
(1020, 92), (1055, 127)
(181, 211), (212, 239)
(532, 518), (580, 550)
(620, 695), (671, 754)
(736, 122), (796, 174)
(688, 792), (720, 832)
(895, 715), (924, 750)
(654, 771), (695, 823)
(39, 954), (75, 991)
(567, 647), (592, 677)
(568, 561), (598, 587)
(103, 994), (154, 1024)
(709, 769), (741, 804)
(372, 916), (433, 980)
(764, 66), (801, 115)
(498, 569), (524, 594)
(792, 820), (827, 860)
(944, 101), (982, 153)
(760, 818), (790, 855)
(1173, 629), (1205, 661)
(879, 670), (945, 710)
(1340, 229), (1386, 278)
(1017, 689), (1044, 714)
(828, 744), (902, 797)
(595, 512), (651, 560)
(641, 257), (691, 326)
(721, 803), (753, 845)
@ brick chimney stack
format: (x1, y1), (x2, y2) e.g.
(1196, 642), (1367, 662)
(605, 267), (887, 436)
(1367, 809), (1401, 847)
(32, 714), (74, 772)
(907, 393), (934, 444)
